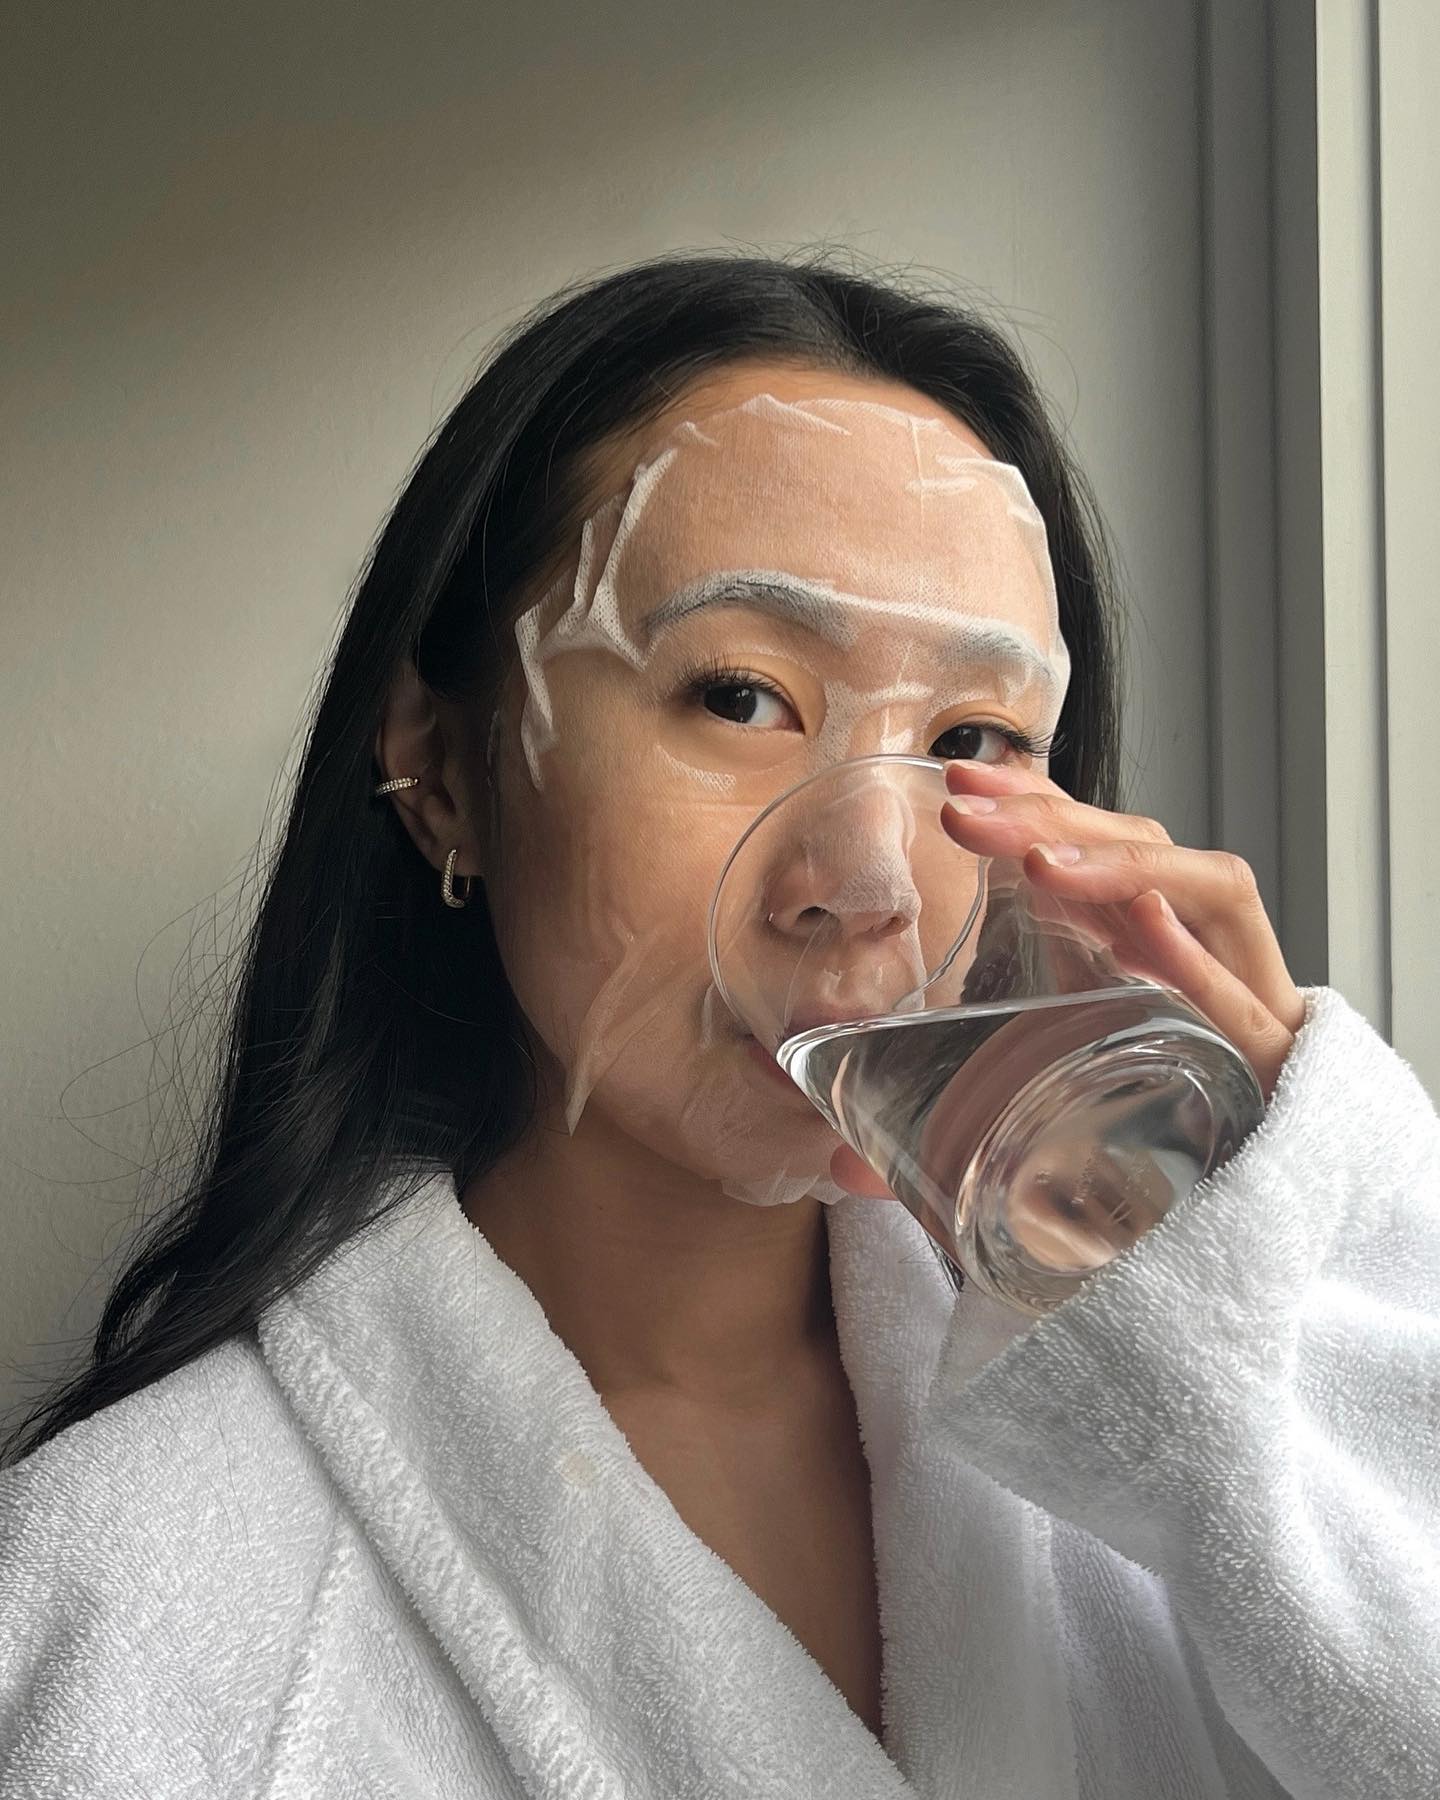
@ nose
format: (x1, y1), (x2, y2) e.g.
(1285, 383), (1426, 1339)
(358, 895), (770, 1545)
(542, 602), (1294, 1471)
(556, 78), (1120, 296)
(763, 785), (922, 944)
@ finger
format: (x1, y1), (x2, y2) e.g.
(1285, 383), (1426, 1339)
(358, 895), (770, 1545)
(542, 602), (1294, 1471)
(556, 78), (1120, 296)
(944, 759), (1172, 845)
(942, 791), (1165, 865)
(944, 758), (1050, 794)
(1115, 890), (1296, 1102)
(942, 799), (1140, 872)
(829, 1142), (900, 1201)
(944, 808), (1296, 1026)
(1015, 838), (1304, 1031)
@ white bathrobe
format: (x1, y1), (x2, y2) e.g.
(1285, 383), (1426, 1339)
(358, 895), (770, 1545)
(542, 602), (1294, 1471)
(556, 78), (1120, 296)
(3, 982), (1438, 1800)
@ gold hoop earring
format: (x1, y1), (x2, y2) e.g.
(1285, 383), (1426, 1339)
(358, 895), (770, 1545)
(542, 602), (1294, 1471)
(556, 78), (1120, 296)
(441, 847), (475, 909)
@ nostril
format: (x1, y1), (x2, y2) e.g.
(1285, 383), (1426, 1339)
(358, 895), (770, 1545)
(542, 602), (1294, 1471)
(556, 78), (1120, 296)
(765, 903), (833, 933)
(769, 903), (915, 942)
(859, 909), (914, 940)
(765, 860), (923, 939)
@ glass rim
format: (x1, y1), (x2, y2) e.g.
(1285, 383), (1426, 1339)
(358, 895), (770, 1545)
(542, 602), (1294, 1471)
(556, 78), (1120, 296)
(705, 752), (975, 1022)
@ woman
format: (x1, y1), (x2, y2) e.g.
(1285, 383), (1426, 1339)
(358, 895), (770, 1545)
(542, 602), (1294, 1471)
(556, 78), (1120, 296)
(2, 252), (1437, 1799)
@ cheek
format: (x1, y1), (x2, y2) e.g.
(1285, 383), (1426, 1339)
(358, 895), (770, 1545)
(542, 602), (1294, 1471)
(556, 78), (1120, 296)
(484, 665), (850, 1176)
(486, 766), (738, 1073)
(485, 762), (839, 1179)
(477, 758), (847, 1185)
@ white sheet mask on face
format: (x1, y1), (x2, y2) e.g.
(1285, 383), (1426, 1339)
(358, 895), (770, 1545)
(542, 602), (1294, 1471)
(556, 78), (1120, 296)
(486, 393), (1072, 1208)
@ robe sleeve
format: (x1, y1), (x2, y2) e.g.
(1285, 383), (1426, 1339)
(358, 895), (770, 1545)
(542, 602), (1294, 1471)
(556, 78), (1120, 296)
(922, 983), (1440, 1800)
(0, 1447), (226, 1798)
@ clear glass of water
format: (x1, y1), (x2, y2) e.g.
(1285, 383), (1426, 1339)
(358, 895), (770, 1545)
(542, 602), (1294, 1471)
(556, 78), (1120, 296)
(707, 754), (1266, 1316)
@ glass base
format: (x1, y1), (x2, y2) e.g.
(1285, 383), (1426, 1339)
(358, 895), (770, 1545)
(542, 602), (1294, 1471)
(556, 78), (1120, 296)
(953, 1002), (1266, 1316)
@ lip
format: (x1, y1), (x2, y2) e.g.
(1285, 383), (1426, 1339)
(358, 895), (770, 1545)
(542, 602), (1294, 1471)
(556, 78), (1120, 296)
(743, 1035), (806, 1091)
(782, 1006), (880, 1038)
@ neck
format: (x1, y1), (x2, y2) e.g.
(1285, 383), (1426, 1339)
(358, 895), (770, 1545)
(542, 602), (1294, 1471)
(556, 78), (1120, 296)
(459, 1098), (834, 1409)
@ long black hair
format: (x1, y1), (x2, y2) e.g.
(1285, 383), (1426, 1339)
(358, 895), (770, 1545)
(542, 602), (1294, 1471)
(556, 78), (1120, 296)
(2, 249), (1127, 1470)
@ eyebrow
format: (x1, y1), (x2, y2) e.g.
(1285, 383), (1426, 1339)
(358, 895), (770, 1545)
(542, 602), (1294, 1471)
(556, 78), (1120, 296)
(640, 572), (1064, 696)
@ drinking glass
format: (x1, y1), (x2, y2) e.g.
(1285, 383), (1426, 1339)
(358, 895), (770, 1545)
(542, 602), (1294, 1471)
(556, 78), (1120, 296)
(707, 754), (1266, 1316)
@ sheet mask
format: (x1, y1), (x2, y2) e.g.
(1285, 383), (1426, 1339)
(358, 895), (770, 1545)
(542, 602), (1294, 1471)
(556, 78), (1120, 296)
(482, 394), (1072, 1207)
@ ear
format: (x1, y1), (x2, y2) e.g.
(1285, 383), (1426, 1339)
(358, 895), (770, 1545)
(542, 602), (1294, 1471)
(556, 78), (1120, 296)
(373, 661), (486, 884)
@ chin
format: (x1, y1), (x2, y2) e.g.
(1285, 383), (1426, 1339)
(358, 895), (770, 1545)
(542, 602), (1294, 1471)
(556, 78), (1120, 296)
(663, 1078), (842, 1186)
(576, 1037), (840, 1183)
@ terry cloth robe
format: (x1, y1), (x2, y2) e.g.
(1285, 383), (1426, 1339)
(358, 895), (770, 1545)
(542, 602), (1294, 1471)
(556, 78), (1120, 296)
(2, 982), (1439, 1800)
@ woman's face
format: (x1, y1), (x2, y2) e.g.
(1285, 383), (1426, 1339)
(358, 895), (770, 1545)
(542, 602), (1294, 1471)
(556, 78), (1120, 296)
(480, 363), (1072, 1203)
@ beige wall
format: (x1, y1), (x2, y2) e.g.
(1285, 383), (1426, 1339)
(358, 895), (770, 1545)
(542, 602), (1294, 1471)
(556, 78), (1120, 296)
(1, 0), (1209, 1424)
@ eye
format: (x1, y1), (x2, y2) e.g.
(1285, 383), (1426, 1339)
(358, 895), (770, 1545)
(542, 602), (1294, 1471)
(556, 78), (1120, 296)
(930, 719), (1051, 763)
(680, 660), (799, 731)
(703, 681), (792, 728)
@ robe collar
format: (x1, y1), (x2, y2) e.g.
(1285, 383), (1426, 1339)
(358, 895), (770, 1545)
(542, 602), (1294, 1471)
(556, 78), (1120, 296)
(259, 1169), (1078, 1799)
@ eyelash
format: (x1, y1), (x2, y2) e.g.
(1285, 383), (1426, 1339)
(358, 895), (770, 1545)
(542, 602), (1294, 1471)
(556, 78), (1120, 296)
(676, 656), (1061, 762)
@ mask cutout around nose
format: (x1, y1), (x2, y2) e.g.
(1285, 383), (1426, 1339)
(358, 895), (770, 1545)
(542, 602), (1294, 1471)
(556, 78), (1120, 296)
(762, 783), (923, 945)
(712, 760), (989, 1053)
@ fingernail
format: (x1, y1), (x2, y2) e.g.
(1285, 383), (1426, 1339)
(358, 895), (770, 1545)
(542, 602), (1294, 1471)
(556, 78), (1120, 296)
(947, 758), (1026, 786)
(1034, 842), (1083, 865)
(951, 794), (999, 814)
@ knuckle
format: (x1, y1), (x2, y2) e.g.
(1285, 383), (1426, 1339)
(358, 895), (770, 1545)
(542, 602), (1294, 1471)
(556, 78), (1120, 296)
(1241, 985), (1276, 1036)
(1216, 850), (1260, 900)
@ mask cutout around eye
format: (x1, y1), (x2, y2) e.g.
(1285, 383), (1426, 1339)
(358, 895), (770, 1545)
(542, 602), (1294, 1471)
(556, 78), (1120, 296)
(930, 718), (1055, 764)
(682, 660), (800, 731)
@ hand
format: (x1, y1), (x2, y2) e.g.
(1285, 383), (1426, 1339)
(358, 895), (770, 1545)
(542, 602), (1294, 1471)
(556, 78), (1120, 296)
(829, 757), (1306, 1200)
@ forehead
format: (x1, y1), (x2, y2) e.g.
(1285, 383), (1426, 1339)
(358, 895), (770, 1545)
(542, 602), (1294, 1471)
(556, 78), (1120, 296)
(512, 391), (1073, 783)
(589, 394), (1059, 645)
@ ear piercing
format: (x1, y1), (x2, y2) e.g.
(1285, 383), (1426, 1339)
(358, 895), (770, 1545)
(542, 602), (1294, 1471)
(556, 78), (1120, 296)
(372, 773), (475, 909)
(440, 847), (474, 908)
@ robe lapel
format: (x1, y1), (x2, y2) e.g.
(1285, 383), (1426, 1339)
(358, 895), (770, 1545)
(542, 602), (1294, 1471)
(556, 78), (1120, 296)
(259, 1172), (915, 1800)
(827, 1195), (1081, 1800)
